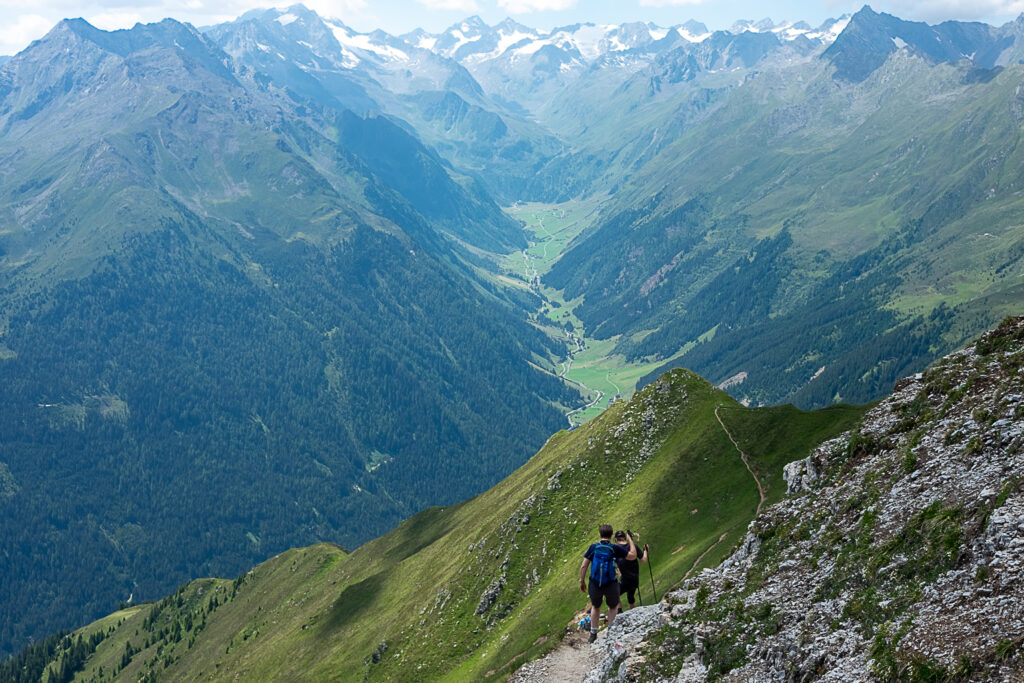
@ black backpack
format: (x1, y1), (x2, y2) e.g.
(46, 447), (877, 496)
(617, 556), (640, 581)
(590, 541), (617, 586)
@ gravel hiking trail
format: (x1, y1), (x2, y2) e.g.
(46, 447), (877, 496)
(509, 630), (597, 682)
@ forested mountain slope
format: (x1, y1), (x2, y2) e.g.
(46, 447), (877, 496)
(6, 366), (864, 681)
(0, 17), (577, 656)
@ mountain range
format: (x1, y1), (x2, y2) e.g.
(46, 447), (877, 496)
(2, 1), (1024, 662)
(199, 4), (1024, 409)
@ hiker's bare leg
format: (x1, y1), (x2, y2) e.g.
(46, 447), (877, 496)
(607, 604), (619, 626)
(590, 603), (600, 629)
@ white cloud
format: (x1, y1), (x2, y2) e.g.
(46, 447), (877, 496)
(416, 0), (479, 10)
(885, 0), (1024, 21)
(497, 0), (578, 13)
(88, 10), (145, 31)
(298, 0), (368, 17)
(637, 0), (705, 6)
(0, 14), (52, 55)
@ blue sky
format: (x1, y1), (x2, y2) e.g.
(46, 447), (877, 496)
(3, 0), (1024, 55)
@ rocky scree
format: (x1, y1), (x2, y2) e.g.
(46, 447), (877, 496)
(579, 316), (1024, 681)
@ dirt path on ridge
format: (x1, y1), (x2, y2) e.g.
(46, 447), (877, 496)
(680, 407), (767, 580)
(715, 405), (766, 515)
(684, 531), (730, 580)
(510, 408), (771, 679)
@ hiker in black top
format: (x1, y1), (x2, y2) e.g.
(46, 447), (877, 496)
(614, 530), (649, 610)
(579, 524), (636, 643)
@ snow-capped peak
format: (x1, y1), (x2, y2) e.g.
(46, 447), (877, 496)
(726, 15), (851, 43)
(398, 12), (854, 67)
(731, 18), (776, 34)
(809, 15), (852, 43)
(649, 26), (670, 41)
(459, 15), (489, 32)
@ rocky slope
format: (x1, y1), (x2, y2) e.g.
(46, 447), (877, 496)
(520, 315), (1024, 681)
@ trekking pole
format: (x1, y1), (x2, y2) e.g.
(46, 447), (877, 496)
(646, 544), (657, 601)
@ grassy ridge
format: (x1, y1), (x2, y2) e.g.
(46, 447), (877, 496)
(716, 403), (875, 507)
(49, 370), (864, 681)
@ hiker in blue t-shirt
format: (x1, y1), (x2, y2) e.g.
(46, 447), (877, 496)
(579, 523), (636, 643)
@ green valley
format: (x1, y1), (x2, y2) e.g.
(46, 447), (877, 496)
(537, 27), (1024, 409)
(498, 198), (676, 426)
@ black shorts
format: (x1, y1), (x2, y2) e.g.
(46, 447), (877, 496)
(620, 575), (639, 604)
(588, 579), (620, 609)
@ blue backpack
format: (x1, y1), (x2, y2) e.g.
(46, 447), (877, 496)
(590, 541), (617, 586)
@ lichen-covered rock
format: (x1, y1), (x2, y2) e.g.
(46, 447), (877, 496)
(780, 440), (835, 494)
(476, 579), (504, 615)
(583, 605), (666, 683)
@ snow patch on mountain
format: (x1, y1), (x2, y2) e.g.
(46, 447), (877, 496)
(326, 20), (408, 62)
(725, 15), (850, 43)
(678, 26), (711, 43)
(731, 18), (773, 33)
(511, 39), (548, 57)
(462, 28), (538, 63)
(806, 15), (851, 42)
(495, 29), (535, 54)
(552, 24), (615, 60)
(448, 28), (482, 54)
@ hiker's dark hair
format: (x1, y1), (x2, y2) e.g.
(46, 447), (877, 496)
(599, 524), (613, 538)
(614, 530), (627, 540)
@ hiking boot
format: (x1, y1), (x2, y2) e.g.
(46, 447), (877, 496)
(588, 630), (597, 644)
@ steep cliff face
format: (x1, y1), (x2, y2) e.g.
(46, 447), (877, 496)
(543, 315), (1024, 681)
